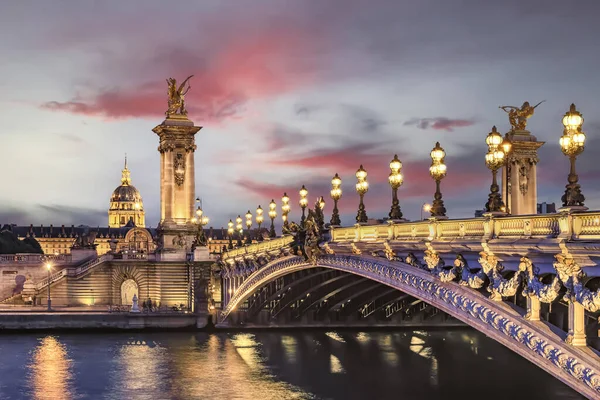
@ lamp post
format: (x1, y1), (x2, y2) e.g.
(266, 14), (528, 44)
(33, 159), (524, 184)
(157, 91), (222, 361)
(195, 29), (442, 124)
(484, 126), (506, 213)
(256, 206), (264, 242)
(268, 200), (277, 238)
(421, 203), (431, 221)
(299, 185), (308, 226)
(559, 104), (586, 208)
(355, 165), (369, 223)
(245, 210), (252, 244)
(330, 173), (342, 226)
(227, 220), (234, 250)
(500, 133), (513, 214)
(388, 154), (404, 220)
(191, 198), (209, 246)
(429, 142), (447, 218)
(281, 193), (290, 228)
(45, 262), (52, 311)
(235, 215), (243, 247)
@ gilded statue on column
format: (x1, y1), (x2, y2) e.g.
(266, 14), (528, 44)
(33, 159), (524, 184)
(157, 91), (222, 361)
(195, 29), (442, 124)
(499, 100), (545, 131)
(166, 75), (193, 117)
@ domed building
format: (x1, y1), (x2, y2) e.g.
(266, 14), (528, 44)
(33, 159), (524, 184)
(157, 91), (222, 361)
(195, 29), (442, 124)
(108, 157), (145, 228)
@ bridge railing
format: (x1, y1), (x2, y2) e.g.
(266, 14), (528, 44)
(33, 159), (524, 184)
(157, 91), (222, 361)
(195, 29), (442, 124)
(330, 210), (600, 242)
(222, 236), (294, 260)
(0, 253), (72, 264)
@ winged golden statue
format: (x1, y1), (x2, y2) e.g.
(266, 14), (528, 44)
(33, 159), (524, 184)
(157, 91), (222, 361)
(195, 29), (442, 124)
(499, 100), (545, 131)
(166, 75), (194, 117)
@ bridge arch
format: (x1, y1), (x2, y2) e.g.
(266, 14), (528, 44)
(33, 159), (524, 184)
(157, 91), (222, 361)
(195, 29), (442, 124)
(220, 254), (600, 398)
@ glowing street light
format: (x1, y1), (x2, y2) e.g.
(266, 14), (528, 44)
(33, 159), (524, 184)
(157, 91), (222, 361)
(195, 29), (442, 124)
(268, 200), (277, 238)
(245, 210), (252, 244)
(281, 193), (290, 228)
(484, 126), (506, 213)
(256, 205), (264, 242)
(559, 104), (586, 208)
(227, 219), (234, 249)
(330, 173), (342, 226)
(421, 203), (431, 221)
(355, 165), (369, 223)
(235, 215), (243, 247)
(388, 154), (404, 220)
(299, 185), (308, 226)
(428, 142), (447, 218)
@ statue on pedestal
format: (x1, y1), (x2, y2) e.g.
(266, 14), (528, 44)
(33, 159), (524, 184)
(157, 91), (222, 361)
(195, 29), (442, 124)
(130, 294), (140, 313)
(499, 100), (545, 131)
(166, 75), (193, 117)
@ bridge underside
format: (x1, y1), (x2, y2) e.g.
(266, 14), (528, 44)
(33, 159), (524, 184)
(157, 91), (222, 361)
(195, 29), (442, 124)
(218, 255), (600, 398)
(226, 267), (459, 327)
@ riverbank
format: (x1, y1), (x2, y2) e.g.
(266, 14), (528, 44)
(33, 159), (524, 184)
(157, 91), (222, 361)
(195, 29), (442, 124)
(0, 312), (209, 330)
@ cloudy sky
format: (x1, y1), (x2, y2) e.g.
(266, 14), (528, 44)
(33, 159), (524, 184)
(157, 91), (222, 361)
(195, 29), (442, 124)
(1, 0), (600, 229)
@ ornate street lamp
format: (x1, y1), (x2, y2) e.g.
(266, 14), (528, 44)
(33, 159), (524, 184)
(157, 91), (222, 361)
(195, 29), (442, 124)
(388, 155), (404, 220)
(484, 126), (506, 213)
(256, 205), (264, 242)
(45, 262), (52, 311)
(421, 203), (431, 221)
(559, 104), (586, 208)
(330, 173), (342, 226)
(227, 219), (234, 249)
(281, 193), (290, 228)
(268, 199), (277, 238)
(429, 142), (447, 218)
(299, 185), (308, 226)
(500, 133), (513, 214)
(355, 165), (369, 223)
(235, 215), (243, 247)
(245, 210), (252, 244)
(191, 198), (209, 246)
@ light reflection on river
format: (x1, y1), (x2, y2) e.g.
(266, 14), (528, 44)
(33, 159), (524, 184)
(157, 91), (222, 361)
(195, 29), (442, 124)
(0, 330), (583, 400)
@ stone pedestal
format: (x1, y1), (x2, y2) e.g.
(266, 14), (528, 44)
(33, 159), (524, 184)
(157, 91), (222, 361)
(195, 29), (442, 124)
(193, 246), (210, 261)
(71, 248), (98, 263)
(130, 294), (140, 313)
(501, 130), (544, 215)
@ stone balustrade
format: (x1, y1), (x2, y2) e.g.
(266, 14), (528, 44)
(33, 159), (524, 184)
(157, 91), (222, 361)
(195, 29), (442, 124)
(330, 210), (600, 243)
(222, 236), (294, 260)
(0, 253), (72, 264)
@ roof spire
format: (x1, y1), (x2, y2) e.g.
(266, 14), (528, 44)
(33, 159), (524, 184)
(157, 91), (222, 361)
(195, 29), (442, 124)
(121, 154), (131, 185)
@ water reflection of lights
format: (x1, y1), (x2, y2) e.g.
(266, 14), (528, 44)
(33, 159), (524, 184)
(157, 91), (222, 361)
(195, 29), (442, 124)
(355, 332), (370, 343)
(281, 335), (298, 362)
(116, 338), (168, 395)
(329, 355), (345, 374)
(29, 336), (74, 400)
(377, 334), (398, 366)
(230, 333), (267, 372)
(325, 331), (345, 343)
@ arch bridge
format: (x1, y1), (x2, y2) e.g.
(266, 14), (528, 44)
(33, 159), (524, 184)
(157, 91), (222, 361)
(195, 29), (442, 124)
(217, 211), (600, 399)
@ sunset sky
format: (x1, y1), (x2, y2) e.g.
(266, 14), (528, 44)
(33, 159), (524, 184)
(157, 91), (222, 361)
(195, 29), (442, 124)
(1, 0), (600, 229)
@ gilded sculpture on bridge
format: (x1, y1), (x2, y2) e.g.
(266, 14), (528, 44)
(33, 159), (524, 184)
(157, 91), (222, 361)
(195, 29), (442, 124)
(166, 75), (193, 117)
(519, 257), (561, 304)
(478, 251), (522, 301)
(499, 100), (545, 131)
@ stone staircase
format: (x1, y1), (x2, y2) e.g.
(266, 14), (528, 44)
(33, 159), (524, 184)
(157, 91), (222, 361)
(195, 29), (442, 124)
(0, 293), (25, 305)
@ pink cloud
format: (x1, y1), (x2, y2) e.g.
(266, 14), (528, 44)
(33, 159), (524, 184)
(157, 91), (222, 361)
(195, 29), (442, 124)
(40, 22), (326, 123)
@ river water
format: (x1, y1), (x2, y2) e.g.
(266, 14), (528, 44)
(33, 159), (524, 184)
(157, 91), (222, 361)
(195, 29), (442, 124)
(0, 329), (582, 400)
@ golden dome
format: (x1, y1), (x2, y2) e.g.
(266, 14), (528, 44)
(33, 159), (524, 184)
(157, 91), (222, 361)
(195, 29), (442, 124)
(109, 156), (145, 228)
